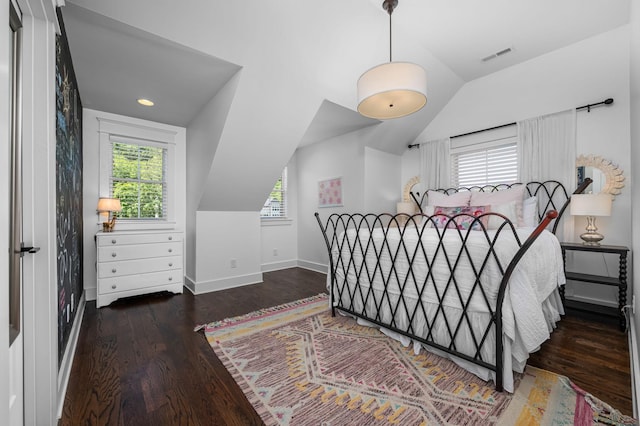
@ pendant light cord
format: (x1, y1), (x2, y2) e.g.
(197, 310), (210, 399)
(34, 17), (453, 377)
(389, 10), (392, 62)
(383, 0), (397, 63)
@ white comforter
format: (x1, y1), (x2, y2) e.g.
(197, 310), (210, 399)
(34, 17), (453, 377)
(328, 225), (565, 392)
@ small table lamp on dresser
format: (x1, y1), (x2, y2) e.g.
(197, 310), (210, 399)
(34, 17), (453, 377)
(570, 193), (612, 246)
(97, 197), (122, 232)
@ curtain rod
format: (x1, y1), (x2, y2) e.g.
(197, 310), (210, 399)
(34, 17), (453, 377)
(407, 97), (614, 149)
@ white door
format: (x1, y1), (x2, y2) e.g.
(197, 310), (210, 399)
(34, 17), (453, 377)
(9, 5), (24, 425)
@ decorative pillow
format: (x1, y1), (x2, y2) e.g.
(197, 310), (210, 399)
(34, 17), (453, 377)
(487, 201), (518, 229)
(431, 205), (490, 231)
(522, 196), (538, 228)
(470, 185), (526, 226)
(427, 190), (471, 207)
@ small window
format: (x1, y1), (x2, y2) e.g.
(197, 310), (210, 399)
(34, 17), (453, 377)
(261, 168), (287, 218)
(450, 125), (518, 187)
(111, 141), (167, 219)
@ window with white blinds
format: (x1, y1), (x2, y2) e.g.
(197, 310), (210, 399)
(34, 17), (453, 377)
(111, 141), (167, 219)
(261, 168), (287, 218)
(451, 143), (518, 187)
(450, 125), (518, 187)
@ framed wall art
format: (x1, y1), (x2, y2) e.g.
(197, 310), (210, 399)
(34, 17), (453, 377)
(318, 177), (343, 208)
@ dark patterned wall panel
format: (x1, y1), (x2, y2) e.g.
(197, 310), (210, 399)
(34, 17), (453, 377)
(55, 8), (83, 368)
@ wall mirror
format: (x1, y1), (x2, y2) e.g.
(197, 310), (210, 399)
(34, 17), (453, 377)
(576, 154), (624, 199)
(403, 176), (422, 202)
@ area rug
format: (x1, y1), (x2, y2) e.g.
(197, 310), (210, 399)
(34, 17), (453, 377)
(196, 294), (636, 425)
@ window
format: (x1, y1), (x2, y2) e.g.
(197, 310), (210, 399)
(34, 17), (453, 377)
(111, 141), (167, 219)
(450, 126), (518, 187)
(261, 168), (287, 218)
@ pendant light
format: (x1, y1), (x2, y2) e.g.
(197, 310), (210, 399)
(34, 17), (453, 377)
(357, 0), (427, 120)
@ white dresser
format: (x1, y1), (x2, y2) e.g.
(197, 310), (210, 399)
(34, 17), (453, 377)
(96, 229), (184, 308)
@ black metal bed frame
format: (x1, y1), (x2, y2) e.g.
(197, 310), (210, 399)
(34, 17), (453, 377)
(315, 179), (591, 391)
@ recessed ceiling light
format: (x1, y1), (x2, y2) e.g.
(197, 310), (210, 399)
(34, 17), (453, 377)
(137, 98), (154, 107)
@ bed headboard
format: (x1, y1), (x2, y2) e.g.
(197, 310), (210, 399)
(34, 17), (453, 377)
(410, 179), (592, 234)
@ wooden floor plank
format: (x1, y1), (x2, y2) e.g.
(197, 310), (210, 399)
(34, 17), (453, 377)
(60, 268), (633, 424)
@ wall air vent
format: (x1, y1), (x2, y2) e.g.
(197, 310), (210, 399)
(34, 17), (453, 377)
(481, 47), (513, 62)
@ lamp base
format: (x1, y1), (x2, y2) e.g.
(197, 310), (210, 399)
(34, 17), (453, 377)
(579, 231), (604, 246)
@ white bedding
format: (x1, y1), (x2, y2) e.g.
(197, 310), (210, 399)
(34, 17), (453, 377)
(328, 225), (565, 392)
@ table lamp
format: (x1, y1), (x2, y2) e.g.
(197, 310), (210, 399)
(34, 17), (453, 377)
(97, 197), (122, 232)
(570, 193), (612, 246)
(396, 201), (415, 226)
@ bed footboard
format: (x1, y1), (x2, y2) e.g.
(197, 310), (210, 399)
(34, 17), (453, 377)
(315, 209), (560, 391)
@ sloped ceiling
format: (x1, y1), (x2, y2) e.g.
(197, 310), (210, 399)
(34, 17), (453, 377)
(61, 0), (630, 211)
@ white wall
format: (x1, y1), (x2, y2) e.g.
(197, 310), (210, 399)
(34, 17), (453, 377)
(403, 26), (632, 307)
(187, 211), (262, 294)
(364, 147), (402, 213)
(82, 109), (186, 301)
(630, 0), (640, 400)
(261, 155), (299, 272)
(296, 127), (404, 270)
(185, 71), (240, 279)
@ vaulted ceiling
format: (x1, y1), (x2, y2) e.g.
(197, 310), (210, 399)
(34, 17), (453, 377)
(61, 0), (630, 211)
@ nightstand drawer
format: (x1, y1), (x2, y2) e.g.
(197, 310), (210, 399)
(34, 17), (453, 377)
(97, 232), (182, 247)
(98, 256), (182, 278)
(98, 242), (182, 262)
(98, 269), (183, 295)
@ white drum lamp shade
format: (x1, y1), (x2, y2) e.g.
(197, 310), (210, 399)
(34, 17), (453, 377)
(396, 201), (415, 215)
(570, 193), (612, 245)
(358, 62), (427, 120)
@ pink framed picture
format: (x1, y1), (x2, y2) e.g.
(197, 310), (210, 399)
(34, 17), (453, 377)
(318, 177), (343, 208)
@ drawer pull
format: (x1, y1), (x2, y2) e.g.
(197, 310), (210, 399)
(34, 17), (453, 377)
(169, 263), (173, 267)
(168, 248), (173, 253)
(111, 239), (116, 244)
(111, 268), (117, 273)
(168, 236), (173, 241)
(112, 284), (117, 290)
(168, 277), (173, 281)
(111, 252), (117, 258)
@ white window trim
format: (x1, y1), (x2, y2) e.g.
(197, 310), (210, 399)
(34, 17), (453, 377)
(98, 117), (178, 230)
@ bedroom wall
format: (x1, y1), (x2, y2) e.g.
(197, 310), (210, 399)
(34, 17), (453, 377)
(402, 26), (632, 307)
(296, 127), (404, 270)
(82, 109), (187, 301)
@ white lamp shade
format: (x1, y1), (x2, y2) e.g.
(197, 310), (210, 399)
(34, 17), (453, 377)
(396, 202), (415, 215)
(357, 62), (427, 120)
(570, 193), (612, 216)
(97, 197), (122, 213)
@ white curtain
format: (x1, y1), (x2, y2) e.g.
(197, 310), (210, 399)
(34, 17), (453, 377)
(517, 109), (576, 239)
(419, 138), (451, 190)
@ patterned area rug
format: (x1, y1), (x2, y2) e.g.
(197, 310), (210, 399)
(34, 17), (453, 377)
(198, 294), (636, 425)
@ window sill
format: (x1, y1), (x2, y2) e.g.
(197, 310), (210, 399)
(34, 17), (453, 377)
(261, 218), (293, 227)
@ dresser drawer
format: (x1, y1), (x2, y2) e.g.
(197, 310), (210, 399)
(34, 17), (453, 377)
(97, 232), (182, 247)
(98, 241), (182, 262)
(98, 256), (182, 278)
(98, 269), (183, 295)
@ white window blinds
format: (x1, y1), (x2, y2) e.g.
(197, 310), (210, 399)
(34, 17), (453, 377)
(261, 168), (287, 218)
(110, 139), (167, 219)
(451, 143), (518, 187)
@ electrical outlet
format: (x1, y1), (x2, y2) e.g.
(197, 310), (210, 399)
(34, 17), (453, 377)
(273, 248), (278, 256)
(230, 258), (237, 268)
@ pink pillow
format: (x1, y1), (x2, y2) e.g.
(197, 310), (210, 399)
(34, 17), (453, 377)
(431, 205), (490, 231)
(427, 190), (471, 207)
(469, 185), (526, 226)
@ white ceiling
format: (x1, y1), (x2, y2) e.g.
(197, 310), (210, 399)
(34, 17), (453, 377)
(62, 0), (630, 147)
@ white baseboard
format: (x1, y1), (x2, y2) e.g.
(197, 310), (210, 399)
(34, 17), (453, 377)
(565, 294), (618, 308)
(628, 313), (640, 418)
(56, 293), (87, 419)
(262, 260), (298, 273)
(84, 286), (96, 302)
(186, 272), (263, 295)
(297, 259), (327, 274)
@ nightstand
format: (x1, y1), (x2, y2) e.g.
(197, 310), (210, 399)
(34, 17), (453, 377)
(560, 242), (629, 331)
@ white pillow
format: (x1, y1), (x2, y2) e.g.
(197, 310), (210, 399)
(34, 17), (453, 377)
(426, 190), (471, 207)
(522, 196), (538, 228)
(487, 201), (518, 229)
(470, 185), (526, 226)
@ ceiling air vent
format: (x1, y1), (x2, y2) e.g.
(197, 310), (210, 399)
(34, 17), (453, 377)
(481, 47), (513, 62)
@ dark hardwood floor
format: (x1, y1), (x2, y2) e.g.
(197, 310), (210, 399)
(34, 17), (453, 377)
(60, 268), (633, 425)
